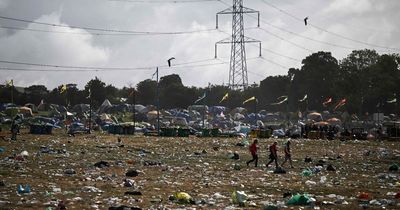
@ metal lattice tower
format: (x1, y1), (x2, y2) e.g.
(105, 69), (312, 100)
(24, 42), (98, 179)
(215, 0), (261, 90)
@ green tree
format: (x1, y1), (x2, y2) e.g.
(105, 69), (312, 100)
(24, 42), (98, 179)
(85, 77), (107, 108)
(23, 85), (49, 105)
(260, 75), (290, 112)
(136, 79), (157, 106)
(294, 52), (340, 111)
(339, 49), (380, 114)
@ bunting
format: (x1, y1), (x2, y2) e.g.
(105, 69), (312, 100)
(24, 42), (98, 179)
(299, 94), (308, 102)
(195, 92), (206, 104)
(271, 96), (288, 105)
(323, 97), (332, 106)
(243, 96), (257, 105)
(5, 79), (13, 87)
(60, 84), (67, 93)
(334, 99), (347, 111)
(219, 93), (229, 103)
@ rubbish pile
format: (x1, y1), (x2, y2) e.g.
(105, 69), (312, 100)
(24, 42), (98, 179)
(1, 132), (400, 209)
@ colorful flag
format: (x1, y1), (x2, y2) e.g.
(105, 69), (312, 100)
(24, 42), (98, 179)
(323, 97), (332, 106)
(60, 84), (67, 93)
(195, 92), (206, 104)
(334, 99), (347, 111)
(387, 98), (397, 103)
(299, 94), (308, 102)
(271, 96), (288, 105)
(243, 96), (257, 104)
(277, 95), (287, 100)
(5, 79), (13, 87)
(129, 89), (135, 97)
(219, 93), (229, 103)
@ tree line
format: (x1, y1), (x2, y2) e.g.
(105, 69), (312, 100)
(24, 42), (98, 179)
(1, 49), (399, 116)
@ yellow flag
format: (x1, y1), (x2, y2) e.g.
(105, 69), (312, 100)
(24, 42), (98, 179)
(60, 84), (67, 93)
(243, 96), (256, 104)
(6, 79), (13, 87)
(219, 93), (229, 103)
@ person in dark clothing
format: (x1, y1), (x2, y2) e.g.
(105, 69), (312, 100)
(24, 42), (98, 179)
(266, 141), (279, 168)
(246, 139), (258, 167)
(281, 140), (293, 168)
(10, 120), (19, 141)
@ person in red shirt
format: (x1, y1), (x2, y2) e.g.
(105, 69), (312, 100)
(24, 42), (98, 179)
(246, 139), (258, 167)
(281, 140), (293, 168)
(266, 141), (279, 168)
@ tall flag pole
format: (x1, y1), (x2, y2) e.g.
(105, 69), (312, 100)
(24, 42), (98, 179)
(60, 84), (68, 133)
(60, 84), (68, 107)
(155, 67), (160, 136)
(88, 88), (92, 134)
(219, 92), (229, 103)
(243, 96), (258, 125)
(130, 89), (136, 135)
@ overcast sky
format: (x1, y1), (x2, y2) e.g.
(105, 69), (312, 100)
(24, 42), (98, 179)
(0, 0), (399, 89)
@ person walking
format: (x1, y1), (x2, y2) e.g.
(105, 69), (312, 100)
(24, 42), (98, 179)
(246, 139), (259, 167)
(281, 140), (294, 168)
(266, 141), (279, 168)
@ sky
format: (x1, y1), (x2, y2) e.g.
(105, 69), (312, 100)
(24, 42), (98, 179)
(0, 0), (399, 89)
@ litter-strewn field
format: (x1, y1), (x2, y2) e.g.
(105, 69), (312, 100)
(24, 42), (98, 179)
(1, 130), (400, 210)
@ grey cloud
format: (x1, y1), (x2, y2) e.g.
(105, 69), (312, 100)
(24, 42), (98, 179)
(0, 0), (399, 89)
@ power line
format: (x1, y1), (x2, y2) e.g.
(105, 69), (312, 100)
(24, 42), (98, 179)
(0, 61), (227, 72)
(218, 0), (397, 53)
(259, 0), (400, 51)
(259, 56), (291, 69)
(0, 15), (217, 35)
(0, 25), (218, 36)
(0, 58), (219, 71)
(261, 47), (301, 62)
(109, 0), (220, 3)
(257, 27), (314, 52)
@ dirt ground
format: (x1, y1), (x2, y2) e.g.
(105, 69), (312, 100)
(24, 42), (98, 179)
(1, 129), (400, 210)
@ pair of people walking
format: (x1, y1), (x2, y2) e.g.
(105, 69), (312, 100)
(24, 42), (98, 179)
(246, 140), (293, 168)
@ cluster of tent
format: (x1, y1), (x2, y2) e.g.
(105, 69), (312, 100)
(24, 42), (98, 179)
(1, 99), (399, 139)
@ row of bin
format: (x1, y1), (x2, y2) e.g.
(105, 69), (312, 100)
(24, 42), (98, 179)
(108, 124), (136, 135)
(249, 129), (272, 138)
(161, 128), (190, 137)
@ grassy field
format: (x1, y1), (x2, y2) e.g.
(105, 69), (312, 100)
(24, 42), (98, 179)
(0, 129), (400, 209)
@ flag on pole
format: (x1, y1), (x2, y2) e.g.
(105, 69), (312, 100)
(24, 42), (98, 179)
(219, 93), (229, 103)
(60, 84), (67, 93)
(87, 89), (91, 99)
(334, 99), (347, 111)
(323, 97), (332, 106)
(195, 92), (206, 104)
(243, 96), (257, 104)
(271, 96), (288, 105)
(387, 98), (397, 103)
(299, 94), (308, 102)
(5, 79), (13, 87)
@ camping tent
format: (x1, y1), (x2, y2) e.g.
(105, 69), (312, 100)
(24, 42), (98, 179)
(98, 99), (112, 114)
